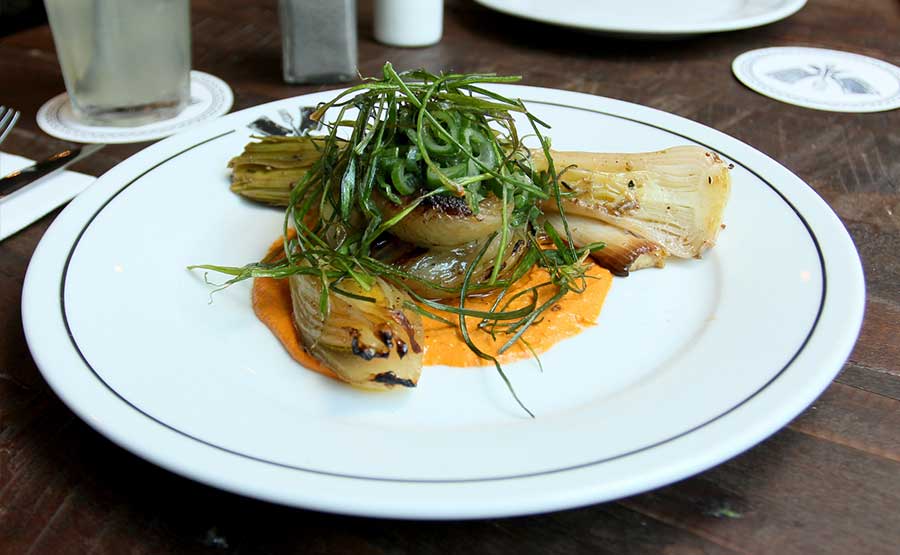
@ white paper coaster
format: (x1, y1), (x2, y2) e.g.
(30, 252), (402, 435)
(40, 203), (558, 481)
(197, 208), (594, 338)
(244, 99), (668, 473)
(36, 71), (234, 144)
(733, 47), (900, 113)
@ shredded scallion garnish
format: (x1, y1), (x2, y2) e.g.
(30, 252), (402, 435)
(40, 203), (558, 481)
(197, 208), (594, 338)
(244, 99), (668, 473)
(190, 63), (604, 416)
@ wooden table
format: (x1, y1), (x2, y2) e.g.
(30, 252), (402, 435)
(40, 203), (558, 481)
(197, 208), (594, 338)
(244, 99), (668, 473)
(1, 1), (898, 552)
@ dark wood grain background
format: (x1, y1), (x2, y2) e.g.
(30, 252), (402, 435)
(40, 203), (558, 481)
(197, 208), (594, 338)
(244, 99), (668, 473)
(1, 0), (898, 553)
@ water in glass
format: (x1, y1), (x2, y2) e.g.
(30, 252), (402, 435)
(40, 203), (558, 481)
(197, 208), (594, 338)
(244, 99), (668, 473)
(44, 0), (191, 126)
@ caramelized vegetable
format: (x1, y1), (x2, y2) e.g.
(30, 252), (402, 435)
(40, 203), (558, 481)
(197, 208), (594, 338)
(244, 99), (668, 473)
(543, 213), (666, 276)
(228, 140), (729, 262)
(289, 273), (424, 390)
(537, 146), (730, 258)
(394, 228), (528, 299)
(229, 136), (335, 206)
(377, 193), (508, 248)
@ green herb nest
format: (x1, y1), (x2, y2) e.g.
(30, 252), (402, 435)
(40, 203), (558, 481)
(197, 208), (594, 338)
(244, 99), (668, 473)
(191, 63), (604, 415)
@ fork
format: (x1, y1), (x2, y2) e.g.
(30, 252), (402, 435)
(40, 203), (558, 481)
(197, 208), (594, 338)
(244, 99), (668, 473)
(0, 106), (21, 146)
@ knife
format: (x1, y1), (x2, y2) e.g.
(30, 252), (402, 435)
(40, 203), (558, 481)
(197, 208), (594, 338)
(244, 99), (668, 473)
(0, 143), (105, 198)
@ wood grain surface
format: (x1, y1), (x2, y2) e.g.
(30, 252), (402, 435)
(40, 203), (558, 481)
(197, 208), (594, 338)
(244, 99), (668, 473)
(1, 0), (898, 553)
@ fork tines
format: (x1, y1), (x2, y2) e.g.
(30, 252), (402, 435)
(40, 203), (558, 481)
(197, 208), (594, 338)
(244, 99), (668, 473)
(0, 106), (22, 145)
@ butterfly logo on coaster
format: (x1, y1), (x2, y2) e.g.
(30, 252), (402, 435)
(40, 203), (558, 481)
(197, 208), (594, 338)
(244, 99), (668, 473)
(767, 64), (877, 96)
(733, 47), (900, 113)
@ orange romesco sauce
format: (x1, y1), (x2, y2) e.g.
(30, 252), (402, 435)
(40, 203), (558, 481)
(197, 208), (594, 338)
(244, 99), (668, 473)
(252, 273), (338, 379)
(251, 239), (613, 373)
(419, 263), (611, 366)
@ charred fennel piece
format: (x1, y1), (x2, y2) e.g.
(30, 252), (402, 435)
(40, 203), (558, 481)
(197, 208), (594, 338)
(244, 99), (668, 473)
(537, 146), (731, 259)
(228, 136), (340, 206)
(543, 213), (666, 276)
(290, 274), (425, 389)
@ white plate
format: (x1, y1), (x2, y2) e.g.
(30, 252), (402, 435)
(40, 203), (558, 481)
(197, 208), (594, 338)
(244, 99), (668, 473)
(474, 0), (807, 36)
(22, 85), (863, 519)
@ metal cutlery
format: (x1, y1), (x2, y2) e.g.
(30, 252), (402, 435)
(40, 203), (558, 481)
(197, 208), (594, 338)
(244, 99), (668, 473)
(0, 105), (20, 146)
(0, 143), (105, 199)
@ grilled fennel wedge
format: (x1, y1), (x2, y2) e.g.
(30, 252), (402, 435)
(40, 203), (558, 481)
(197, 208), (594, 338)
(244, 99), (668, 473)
(289, 273), (425, 389)
(537, 146), (731, 259)
(229, 136), (338, 206)
(543, 213), (667, 276)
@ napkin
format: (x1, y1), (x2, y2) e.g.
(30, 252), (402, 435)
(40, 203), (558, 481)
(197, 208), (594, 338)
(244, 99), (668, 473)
(0, 152), (96, 241)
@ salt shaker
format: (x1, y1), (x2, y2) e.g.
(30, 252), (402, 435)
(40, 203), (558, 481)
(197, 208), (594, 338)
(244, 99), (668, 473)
(279, 0), (357, 84)
(374, 0), (443, 47)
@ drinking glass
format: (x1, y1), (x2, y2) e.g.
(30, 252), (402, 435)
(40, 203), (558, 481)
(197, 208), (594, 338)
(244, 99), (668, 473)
(43, 0), (191, 127)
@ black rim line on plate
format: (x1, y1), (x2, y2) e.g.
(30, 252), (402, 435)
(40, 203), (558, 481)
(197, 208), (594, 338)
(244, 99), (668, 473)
(56, 100), (828, 485)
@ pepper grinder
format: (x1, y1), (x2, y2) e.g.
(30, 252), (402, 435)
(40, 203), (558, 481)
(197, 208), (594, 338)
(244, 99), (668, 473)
(279, 0), (357, 84)
(374, 0), (443, 47)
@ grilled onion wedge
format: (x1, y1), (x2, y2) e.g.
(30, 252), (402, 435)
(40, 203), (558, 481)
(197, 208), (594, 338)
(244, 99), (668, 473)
(377, 193), (508, 248)
(379, 227), (528, 300)
(289, 273), (425, 390)
(537, 146), (730, 259)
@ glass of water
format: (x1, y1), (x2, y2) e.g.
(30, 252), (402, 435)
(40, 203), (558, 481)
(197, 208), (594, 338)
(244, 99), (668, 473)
(43, 0), (191, 127)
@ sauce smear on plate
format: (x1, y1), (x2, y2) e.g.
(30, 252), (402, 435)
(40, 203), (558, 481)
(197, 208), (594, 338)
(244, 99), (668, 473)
(252, 242), (612, 375)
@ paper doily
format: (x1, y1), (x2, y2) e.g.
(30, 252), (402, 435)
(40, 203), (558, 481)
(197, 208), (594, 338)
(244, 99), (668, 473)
(37, 71), (234, 144)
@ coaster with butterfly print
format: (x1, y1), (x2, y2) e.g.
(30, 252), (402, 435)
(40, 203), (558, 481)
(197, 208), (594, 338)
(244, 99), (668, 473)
(36, 71), (234, 144)
(732, 47), (900, 113)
